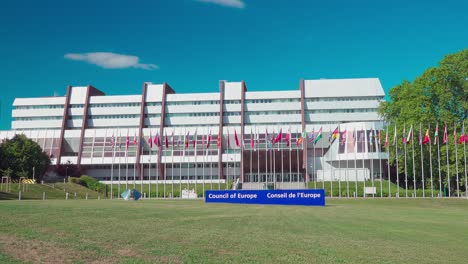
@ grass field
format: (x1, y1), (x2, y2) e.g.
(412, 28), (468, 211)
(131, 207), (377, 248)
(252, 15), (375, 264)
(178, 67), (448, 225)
(0, 199), (467, 263)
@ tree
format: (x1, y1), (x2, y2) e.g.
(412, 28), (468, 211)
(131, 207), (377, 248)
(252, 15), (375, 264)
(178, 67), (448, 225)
(0, 134), (51, 181)
(379, 49), (468, 193)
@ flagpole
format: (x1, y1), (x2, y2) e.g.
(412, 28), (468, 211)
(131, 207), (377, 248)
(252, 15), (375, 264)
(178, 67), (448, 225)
(463, 121), (467, 198)
(454, 123), (460, 197)
(369, 128), (374, 198)
(330, 125), (334, 197)
(257, 128), (260, 189)
(250, 129), (253, 188)
(411, 125), (416, 198)
(445, 124), (451, 197)
(289, 128), (292, 190)
(281, 129), (284, 189)
(395, 125), (400, 198)
(111, 132), (115, 199)
(338, 124), (341, 197)
(202, 129), (206, 196)
(313, 136), (317, 189)
(386, 126), (391, 197)
(362, 127), (366, 198)
(419, 123), (425, 197)
(133, 133), (136, 190)
(403, 124), (408, 198)
(437, 124), (442, 197)
(377, 127), (383, 198)
(149, 141), (152, 199)
(140, 144), (143, 196)
(265, 128), (268, 188)
(428, 124), (434, 197)
(126, 131), (129, 191)
(118, 131), (121, 198)
(345, 128), (350, 198)
(195, 128), (198, 196)
(296, 129), (300, 188)
(171, 130), (174, 198)
(353, 129), (358, 197)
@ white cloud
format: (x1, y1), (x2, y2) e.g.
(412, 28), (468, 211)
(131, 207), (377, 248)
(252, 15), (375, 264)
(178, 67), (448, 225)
(196, 0), (245, 9)
(64, 52), (158, 70)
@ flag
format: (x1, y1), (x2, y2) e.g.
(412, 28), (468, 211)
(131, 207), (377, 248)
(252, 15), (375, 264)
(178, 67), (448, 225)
(313, 127), (323, 145)
(207, 129), (212, 149)
(285, 128), (291, 147)
(155, 133), (160, 147)
(165, 132), (169, 148)
(329, 127), (339, 142)
(126, 134), (130, 150)
(148, 132), (153, 148)
(234, 128), (240, 147)
(341, 129), (347, 146)
(296, 130), (304, 146)
(443, 124), (448, 144)
(177, 133), (182, 147)
(185, 130), (190, 148)
(423, 129), (430, 145)
(111, 134), (116, 149)
(369, 130), (374, 146)
(133, 133), (137, 145)
(406, 125), (413, 144)
(392, 125), (397, 145)
(192, 129), (197, 148)
(202, 134), (205, 148)
(227, 129), (231, 148)
(459, 123), (466, 144)
(309, 129), (315, 143)
(274, 128), (282, 145)
(266, 129), (272, 149)
(434, 124), (439, 145)
(217, 131), (221, 149)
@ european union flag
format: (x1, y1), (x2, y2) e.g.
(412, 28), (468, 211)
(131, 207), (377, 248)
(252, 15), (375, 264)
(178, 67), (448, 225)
(132, 189), (141, 201)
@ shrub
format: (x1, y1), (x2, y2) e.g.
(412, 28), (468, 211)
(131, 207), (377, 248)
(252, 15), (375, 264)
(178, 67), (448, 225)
(68, 177), (81, 184)
(80, 175), (106, 193)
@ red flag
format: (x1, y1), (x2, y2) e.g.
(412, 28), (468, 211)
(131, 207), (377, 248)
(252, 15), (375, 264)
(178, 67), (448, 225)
(423, 129), (430, 145)
(133, 133), (137, 145)
(443, 125), (448, 144)
(285, 129), (290, 147)
(216, 131), (221, 149)
(148, 133), (153, 148)
(185, 131), (190, 149)
(126, 134), (130, 150)
(207, 129), (212, 149)
(274, 128), (282, 145)
(234, 129), (240, 147)
(459, 124), (466, 144)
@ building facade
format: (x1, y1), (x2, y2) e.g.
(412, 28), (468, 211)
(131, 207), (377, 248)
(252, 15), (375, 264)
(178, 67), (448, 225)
(0, 78), (387, 189)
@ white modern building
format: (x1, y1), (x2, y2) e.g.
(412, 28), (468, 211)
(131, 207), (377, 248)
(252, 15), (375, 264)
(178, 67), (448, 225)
(0, 78), (387, 189)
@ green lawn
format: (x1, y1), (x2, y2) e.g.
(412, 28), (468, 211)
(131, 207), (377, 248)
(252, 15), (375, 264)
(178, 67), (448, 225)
(0, 199), (467, 263)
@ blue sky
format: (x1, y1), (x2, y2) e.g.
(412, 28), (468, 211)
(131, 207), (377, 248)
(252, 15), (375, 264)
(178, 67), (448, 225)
(0, 0), (467, 129)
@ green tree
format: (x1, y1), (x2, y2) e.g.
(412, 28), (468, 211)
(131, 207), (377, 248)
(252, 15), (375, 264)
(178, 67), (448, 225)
(0, 134), (50, 181)
(379, 49), (468, 194)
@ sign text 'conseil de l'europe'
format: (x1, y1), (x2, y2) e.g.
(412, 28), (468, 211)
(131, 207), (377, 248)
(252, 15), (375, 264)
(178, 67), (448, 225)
(205, 189), (325, 206)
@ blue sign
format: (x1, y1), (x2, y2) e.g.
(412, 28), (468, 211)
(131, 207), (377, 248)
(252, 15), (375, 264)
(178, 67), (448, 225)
(205, 189), (325, 206)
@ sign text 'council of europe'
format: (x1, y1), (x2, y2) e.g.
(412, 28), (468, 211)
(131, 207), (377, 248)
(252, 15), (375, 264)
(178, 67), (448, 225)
(205, 189), (325, 206)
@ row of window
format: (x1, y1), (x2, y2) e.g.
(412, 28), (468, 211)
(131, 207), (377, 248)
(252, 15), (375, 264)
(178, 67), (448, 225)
(306, 108), (377, 114)
(15, 116), (63, 121)
(90, 103), (140, 108)
(245, 98), (300, 104)
(165, 112), (220, 118)
(247, 111), (301, 116)
(69, 104), (85, 108)
(15, 105), (64, 110)
(166, 100), (219, 106)
(306, 96), (382, 102)
(88, 114), (140, 119)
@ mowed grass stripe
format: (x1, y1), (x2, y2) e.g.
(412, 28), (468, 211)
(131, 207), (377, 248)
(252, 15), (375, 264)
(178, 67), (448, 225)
(0, 199), (467, 263)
